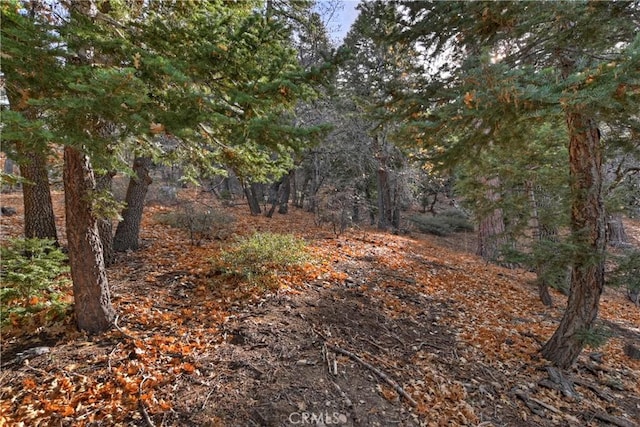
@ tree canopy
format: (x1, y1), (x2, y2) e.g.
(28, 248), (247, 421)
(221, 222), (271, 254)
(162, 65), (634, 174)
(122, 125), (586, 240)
(380, 0), (640, 368)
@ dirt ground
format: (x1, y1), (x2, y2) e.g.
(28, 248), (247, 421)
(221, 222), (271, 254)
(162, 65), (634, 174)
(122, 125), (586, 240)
(1, 188), (640, 426)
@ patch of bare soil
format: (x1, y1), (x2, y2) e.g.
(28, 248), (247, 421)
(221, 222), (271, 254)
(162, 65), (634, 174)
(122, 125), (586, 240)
(185, 285), (455, 426)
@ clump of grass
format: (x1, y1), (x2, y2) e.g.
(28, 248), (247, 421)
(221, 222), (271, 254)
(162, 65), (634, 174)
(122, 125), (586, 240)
(410, 209), (474, 236)
(0, 238), (71, 327)
(216, 232), (310, 288)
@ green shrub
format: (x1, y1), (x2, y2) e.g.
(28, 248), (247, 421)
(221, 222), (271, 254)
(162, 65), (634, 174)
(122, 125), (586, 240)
(217, 232), (310, 283)
(0, 238), (70, 326)
(608, 249), (640, 304)
(532, 239), (575, 294)
(576, 324), (611, 349)
(410, 209), (474, 236)
(156, 203), (233, 245)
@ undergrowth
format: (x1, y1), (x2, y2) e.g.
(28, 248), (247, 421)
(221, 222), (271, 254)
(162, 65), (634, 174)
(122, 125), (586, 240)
(215, 232), (310, 289)
(608, 249), (640, 305)
(155, 203), (233, 245)
(409, 209), (474, 236)
(0, 238), (71, 327)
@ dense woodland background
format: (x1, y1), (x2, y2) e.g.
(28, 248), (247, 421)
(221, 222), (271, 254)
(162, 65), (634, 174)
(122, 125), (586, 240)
(1, 1), (640, 426)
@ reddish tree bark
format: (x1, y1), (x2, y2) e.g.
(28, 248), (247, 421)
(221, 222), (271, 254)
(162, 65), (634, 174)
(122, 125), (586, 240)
(541, 113), (605, 369)
(64, 146), (115, 333)
(476, 177), (506, 261)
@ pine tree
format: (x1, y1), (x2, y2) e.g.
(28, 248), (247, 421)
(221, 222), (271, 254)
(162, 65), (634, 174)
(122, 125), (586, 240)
(1, 1), (60, 242)
(131, 1), (332, 215)
(3, 0), (151, 332)
(388, 0), (640, 368)
(2, 0), (337, 332)
(337, 1), (422, 230)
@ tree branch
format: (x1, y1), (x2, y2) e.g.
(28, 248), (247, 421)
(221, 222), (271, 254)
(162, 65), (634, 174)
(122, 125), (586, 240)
(325, 342), (418, 407)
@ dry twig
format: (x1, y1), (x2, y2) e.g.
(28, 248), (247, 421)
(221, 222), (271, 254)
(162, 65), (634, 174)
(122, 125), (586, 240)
(139, 376), (155, 427)
(514, 391), (546, 418)
(325, 343), (418, 407)
(113, 315), (138, 342)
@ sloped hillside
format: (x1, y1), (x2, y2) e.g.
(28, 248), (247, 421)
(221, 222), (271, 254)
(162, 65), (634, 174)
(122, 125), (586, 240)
(1, 190), (639, 426)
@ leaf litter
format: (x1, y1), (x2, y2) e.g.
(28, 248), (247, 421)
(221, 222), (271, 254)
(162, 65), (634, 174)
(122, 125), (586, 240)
(1, 189), (639, 426)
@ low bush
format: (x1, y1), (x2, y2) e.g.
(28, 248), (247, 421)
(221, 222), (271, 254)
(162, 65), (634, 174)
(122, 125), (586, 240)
(156, 203), (233, 245)
(410, 209), (474, 236)
(608, 249), (640, 306)
(216, 232), (310, 287)
(0, 238), (71, 326)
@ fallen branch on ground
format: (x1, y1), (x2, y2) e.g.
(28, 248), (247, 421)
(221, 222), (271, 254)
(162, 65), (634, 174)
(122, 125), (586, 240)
(572, 377), (614, 402)
(514, 391), (547, 418)
(591, 411), (639, 427)
(324, 342), (418, 407)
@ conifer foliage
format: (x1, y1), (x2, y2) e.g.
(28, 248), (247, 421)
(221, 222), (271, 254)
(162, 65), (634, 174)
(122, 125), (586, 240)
(0, 0), (333, 333)
(386, 0), (640, 368)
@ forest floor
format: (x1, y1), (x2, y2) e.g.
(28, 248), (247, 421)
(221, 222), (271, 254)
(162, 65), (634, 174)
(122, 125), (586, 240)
(1, 187), (640, 427)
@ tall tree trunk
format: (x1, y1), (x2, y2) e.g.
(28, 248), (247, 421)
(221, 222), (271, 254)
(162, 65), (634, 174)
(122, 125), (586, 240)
(302, 175), (312, 211)
(375, 132), (395, 231)
(526, 181), (553, 307)
(366, 185), (377, 225)
(266, 173), (292, 217)
(352, 187), (362, 223)
(278, 171), (292, 214)
(113, 157), (152, 252)
(376, 167), (387, 229)
(96, 171), (116, 266)
(391, 181), (401, 230)
(20, 150), (58, 242)
(63, 146), (115, 333)
(291, 171), (301, 208)
(307, 152), (323, 213)
(266, 180), (281, 218)
(476, 177), (506, 260)
(606, 213), (628, 247)
(244, 182), (262, 215)
(376, 166), (393, 230)
(541, 113), (605, 369)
